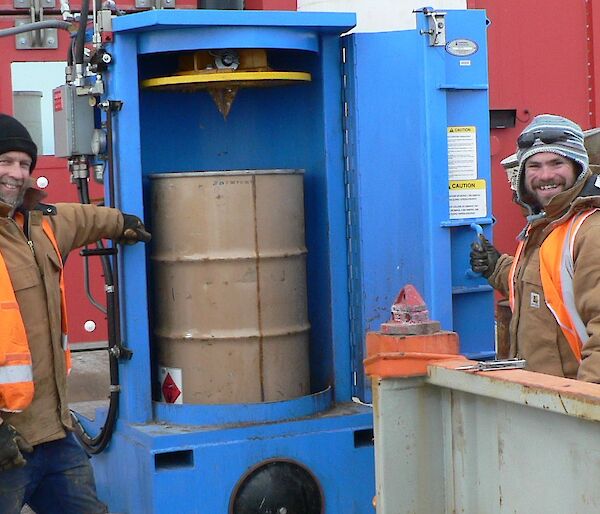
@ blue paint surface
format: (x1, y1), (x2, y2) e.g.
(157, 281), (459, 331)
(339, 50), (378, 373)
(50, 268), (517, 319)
(86, 8), (495, 512)
(343, 9), (495, 399)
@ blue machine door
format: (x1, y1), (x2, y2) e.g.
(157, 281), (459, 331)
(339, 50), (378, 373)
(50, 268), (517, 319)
(343, 9), (496, 401)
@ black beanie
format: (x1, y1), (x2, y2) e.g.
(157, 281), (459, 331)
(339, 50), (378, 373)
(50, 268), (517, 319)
(0, 113), (38, 172)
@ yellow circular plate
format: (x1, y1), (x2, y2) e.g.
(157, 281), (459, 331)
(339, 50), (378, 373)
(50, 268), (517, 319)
(141, 71), (312, 91)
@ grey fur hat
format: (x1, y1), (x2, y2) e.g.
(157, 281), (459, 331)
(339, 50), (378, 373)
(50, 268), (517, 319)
(516, 114), (588, 203)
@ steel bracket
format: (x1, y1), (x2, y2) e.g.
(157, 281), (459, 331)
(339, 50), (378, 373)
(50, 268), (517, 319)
(15, 19), (58, 49)
(418, 9), (447, 47)
(13, 0), (54, 9)
(135, 0), (176, 9)
(14, 0), (58, 49)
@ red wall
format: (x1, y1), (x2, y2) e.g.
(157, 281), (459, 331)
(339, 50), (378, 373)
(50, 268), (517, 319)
(245, 0), (296, 9)
(468, 0), (597, 254)
(0, 17), (111, 345)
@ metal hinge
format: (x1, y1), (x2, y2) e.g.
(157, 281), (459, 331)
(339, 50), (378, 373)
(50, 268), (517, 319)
(341, 40), (364, 399)
(135, 0), (176, 9)
(416, 7), (447, 47)
(14, 0), (58, 49)
(13, 0), (54, 9)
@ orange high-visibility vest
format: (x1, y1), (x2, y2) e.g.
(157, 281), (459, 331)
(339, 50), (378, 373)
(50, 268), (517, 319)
(509, 209), (598, 362)
(0, 215), (71, 413)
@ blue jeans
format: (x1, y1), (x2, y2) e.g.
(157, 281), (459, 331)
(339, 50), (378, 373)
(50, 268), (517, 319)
(0, 432), (108, 514)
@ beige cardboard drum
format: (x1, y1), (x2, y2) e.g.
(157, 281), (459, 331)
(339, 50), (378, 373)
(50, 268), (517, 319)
(150, 170), (310, 404)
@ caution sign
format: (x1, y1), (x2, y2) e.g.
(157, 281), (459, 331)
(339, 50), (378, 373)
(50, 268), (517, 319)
(159, 366), (183, 404)
(448, 126), (477, 180)
(449, 179), (487, 219)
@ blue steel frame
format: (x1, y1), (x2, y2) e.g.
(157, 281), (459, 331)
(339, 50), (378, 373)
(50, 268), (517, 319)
(83, 10), (378, 514)
(109, 9), (359, 424)
(79, 9), (496, 512)
(344, 9), (495, 400)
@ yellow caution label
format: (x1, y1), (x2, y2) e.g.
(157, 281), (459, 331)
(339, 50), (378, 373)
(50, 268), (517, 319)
(447, 126), (478, 180)
(448, 126), (476, 133)
(449, 179), (486, 190)
(449, 179), (487, 219)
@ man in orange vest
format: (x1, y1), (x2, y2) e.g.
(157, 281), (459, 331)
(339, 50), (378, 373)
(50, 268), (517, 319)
(471, 114), (600, 382)
(0, 113), (150, 513)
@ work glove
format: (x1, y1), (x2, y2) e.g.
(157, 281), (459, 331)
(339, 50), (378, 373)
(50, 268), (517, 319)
(0, 421), (33, 472)
(470, 234), (500, 279)
(118, 213), (151, 245)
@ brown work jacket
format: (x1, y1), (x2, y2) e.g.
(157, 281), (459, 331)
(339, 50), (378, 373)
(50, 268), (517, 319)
(490, 169), (600, 382)
(0, 195), (123, 445)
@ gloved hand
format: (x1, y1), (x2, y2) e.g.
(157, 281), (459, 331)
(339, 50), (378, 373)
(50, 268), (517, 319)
(118, 214), (151, 245)
(0, 421), (33, 472)
(470, 234), (500, 278)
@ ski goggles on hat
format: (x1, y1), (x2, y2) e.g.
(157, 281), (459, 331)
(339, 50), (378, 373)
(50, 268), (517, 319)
(517, 128), (579, 149)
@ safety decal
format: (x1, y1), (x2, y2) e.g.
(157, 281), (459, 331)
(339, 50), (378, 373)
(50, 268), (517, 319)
(446, 39), (479, 57)
(159, 366), (183, 404)
(53, 88), (63, 112)
(448, 179), (486, 219)
(448, 126), (477, 180)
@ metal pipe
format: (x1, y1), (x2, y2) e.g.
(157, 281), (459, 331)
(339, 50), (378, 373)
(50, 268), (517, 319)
(75, 177), (107, 314)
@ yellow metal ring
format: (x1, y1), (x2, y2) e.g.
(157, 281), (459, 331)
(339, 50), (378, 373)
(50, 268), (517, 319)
(141, 71), (312, 89)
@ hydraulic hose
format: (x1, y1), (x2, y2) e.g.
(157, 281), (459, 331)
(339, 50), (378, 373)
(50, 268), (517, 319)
(0, 20), (71, 37)
(76, 177), (107, 314)
(71, 111), (123, 454)
(74, 0), (89, 65)
(71, 174), (120, 454)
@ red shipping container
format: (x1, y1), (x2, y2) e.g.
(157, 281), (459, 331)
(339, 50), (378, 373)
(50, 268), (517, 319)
(245, 0), (296, 9)
(468, 0), (595, 255)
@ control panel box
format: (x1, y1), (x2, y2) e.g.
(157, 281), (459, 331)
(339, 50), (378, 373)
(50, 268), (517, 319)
(53, 84), (94, 157)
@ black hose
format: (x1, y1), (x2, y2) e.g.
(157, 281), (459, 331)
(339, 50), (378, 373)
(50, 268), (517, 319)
(0, 20), (71, 37)
(70, 131), (122, 454)
(76, 177), (106, 313)
(67, 42), (73, 68)
(74, 0), (89, 65)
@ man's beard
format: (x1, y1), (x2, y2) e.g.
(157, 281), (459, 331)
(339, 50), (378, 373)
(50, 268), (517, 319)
(0, 177), (30, 209)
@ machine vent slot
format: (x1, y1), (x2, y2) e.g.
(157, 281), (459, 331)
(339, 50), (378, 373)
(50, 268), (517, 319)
(154, 449), (194, 470)
(354, 428), (374, 448)
(490, 109), (516, 129)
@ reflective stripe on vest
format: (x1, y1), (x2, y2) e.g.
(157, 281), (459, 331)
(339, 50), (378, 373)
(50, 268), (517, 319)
(0, 215), (71, 413)
(538, 209), (598, 362)
(0, 257), (33, 410)
(0, 363), (33, 384)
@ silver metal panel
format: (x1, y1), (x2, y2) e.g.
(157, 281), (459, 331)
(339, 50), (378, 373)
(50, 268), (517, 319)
(372, 377), (446, 514)
(373, 366), (600, 513)
(52, 84), (94, 157)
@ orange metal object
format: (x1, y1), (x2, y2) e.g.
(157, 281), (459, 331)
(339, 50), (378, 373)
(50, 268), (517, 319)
(366, 330), (460, 357)
(365, 285), (465, 378)
(364, 331), (465, 378)
(381, 284), (440, 335)
(364, 351), (467, 379)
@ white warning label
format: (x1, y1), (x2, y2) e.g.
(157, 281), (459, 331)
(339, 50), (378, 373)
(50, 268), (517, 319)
(449, 179), (487, 219)
(159, 366), (183, 404)
(448, 126), (477, 180)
